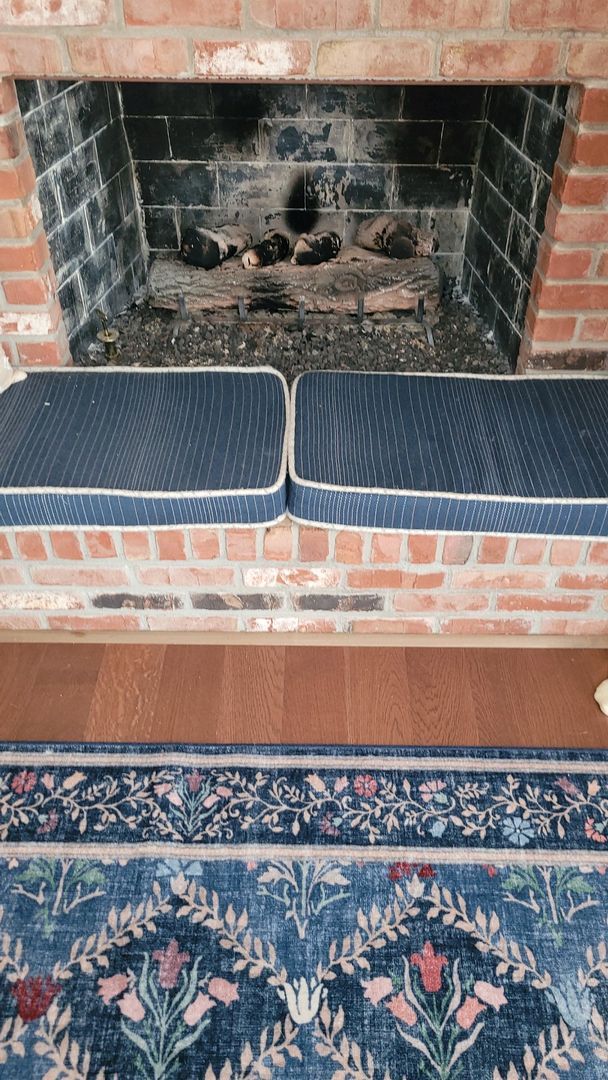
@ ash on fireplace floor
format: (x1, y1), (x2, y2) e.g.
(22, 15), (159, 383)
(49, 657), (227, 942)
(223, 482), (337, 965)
(81, 298), (511, 379)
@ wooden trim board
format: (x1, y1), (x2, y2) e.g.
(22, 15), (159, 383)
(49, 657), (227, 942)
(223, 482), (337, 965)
(0, 631), (606, 649)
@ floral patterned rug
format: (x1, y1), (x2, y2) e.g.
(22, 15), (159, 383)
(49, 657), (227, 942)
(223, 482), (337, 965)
(0, 743), (607, 1079)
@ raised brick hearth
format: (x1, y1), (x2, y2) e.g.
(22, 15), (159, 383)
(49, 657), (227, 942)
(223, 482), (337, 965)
(0, 524), (607, 636)
(1, 3), (608, 639)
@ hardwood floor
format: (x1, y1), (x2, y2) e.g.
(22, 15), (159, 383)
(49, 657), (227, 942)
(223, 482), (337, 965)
(0, 643), (606, 747)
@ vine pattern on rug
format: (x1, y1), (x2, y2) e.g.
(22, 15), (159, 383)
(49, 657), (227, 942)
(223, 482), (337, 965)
(0, 763), (606, 850)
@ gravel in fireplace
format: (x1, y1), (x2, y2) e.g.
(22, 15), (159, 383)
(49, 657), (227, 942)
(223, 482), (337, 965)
(80, 297), (509, 380)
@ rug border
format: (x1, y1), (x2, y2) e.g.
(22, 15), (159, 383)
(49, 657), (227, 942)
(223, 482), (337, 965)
(1, 740), (607, 761)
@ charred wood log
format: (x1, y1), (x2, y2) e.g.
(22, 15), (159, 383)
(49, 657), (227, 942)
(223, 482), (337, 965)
(242, 231), (290, 268)
(180, 224), (252, 270)
(355, 214), (437, 259)
(292, 231), (341, 265)
(149, 247), (440, 316)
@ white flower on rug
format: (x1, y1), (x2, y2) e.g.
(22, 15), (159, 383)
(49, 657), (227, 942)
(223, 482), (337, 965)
(278, 976), (327, 1024)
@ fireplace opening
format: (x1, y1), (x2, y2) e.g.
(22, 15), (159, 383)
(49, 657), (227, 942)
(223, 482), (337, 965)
(16, 80), (568, 377)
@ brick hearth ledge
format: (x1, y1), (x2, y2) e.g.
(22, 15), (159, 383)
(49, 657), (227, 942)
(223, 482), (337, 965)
(0, 525), (607, 636)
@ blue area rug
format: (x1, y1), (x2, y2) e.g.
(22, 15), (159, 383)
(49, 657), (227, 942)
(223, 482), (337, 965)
(0, 744), (607, 1079)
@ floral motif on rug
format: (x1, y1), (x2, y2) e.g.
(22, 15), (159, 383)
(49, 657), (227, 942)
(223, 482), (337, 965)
(0, 743), (606, 1079)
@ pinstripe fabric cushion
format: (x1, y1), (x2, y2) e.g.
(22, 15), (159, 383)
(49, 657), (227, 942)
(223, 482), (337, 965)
(288, 371), (608, 537)
(0, 368), (288, 527)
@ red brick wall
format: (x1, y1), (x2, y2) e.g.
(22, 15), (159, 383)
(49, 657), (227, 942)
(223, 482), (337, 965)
(0, 2), (607, 83)
(523, 86), (608, 367)
(0, 77), (70, 367)
(1, 524), (607, 635)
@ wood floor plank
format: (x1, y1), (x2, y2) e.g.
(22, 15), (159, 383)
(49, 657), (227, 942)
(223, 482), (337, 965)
(0, 644), (46, 739)
(502, 649), (608, 749)
(220, 646), (285, 743)
(86, 644), (167, 743)
(402, 647), (478, 746)
(151, 646), (226, 742)
(344, 648), (410, 744)
(283, 646), (347, 743)
(574, 649), (608, 747)
(464, 649), (517, 747)
(15, 644), (104, 743)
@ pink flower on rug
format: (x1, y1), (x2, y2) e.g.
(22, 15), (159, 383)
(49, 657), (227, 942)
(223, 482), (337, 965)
(186, 771), (203, 793)
(117, 990), (145, 1022)
(216, 786), (232, 798)
(334, 776), (348, 793)
(555, 776), (582, 798)
(456, 996), (486, 1030)
(385, 993), (417, 1025)
(153, 940), (190, 989)
(585, 817), (607, 844)
(12, 770), (36, 794)
(36, 810), (59, 835)
(154, 783), (172, 797)
(41, 773), (55, 790)
(354, 774), (377, 798)
(203, 794), (219, 808)
(419, 780), (447, 803)
(184, 992), (216, 1025)
(98, 973), (130, 1005)
(362, 976), (393, 1005)
(474, 981), (507, 1010)
(320, 814), (340, 837)
(166, 790), (183, 807)
(410, 942), (448, 993)
(208, 978), (239, 1005)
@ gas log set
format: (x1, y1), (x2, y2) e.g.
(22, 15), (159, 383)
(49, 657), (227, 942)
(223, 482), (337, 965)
(180, 215), (435, 270)
(150, 215), (440, 320)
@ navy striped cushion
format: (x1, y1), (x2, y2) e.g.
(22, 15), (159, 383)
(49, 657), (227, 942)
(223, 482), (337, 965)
(289, 371), (608, 537)
(0, 368), (288, 527)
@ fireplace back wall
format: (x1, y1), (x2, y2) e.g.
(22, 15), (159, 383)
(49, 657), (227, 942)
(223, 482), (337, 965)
(123, 82), (485, 287)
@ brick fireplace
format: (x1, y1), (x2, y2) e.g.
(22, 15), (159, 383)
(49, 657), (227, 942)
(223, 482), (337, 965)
(0, 3), (607, 371)
(0, 3), (607, 639)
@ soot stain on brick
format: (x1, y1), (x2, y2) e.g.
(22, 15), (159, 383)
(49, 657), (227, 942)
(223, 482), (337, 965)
(528, 350), (608, 371)
(274, 122), (339, 162)
(18, 79), (145, 358)
(212, 84), (305, 120)
(170, 115), (260, 162)
(294, 595), (384, 612)
(306, 166), (392, 211)
(352, 120), (442, 166)
(93, 594), (183, 610)
(465, 84), (565, 369)
(286, 171), (319, 232)
(192, 594), (282, 610)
